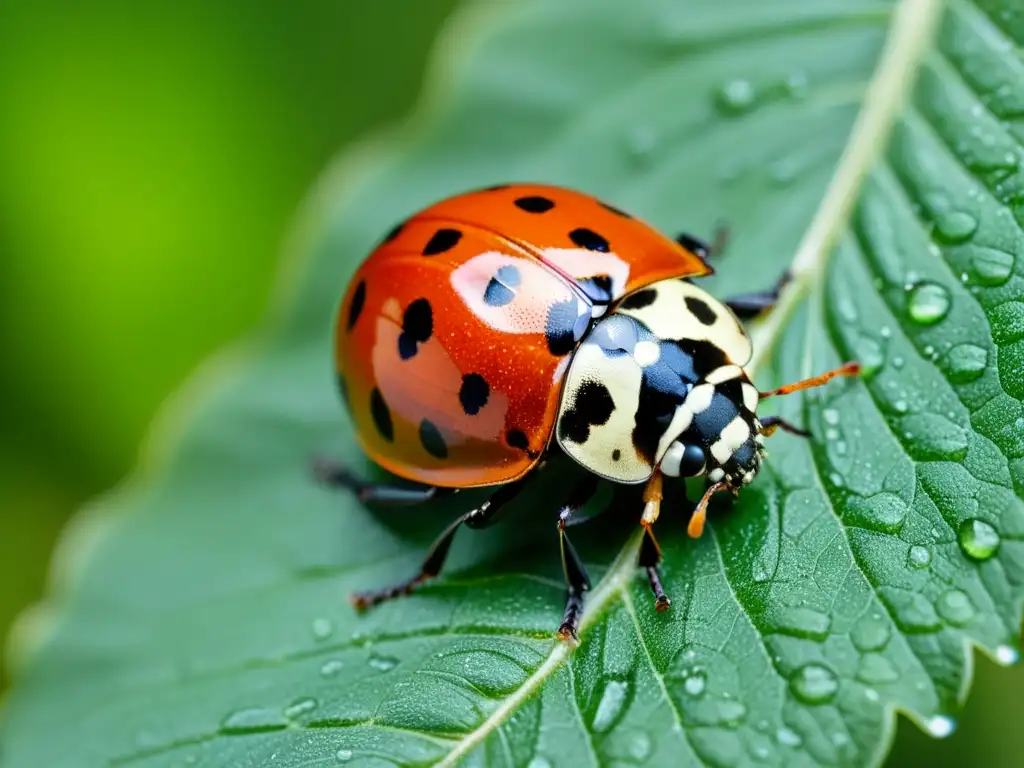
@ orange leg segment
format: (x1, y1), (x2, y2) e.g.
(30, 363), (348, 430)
(759, 361), (861, 400)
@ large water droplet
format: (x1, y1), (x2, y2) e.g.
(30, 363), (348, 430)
(311, 618), (333, 641)
(969, 246), (1014, 286)
(932, 210), (979, 244)
(321, 659), (344, 677)
(857, 653), (899, 685)
(851, 615), (892, 652)
(284, 697), (318, 720)
(958, 518), (1001, 560)
(908, 545), (933, 568)
(336, 749), (353, 763)
(847, 493), (908, 534)
(936, 590), (975, 626)
(368, 653), (399, 672)
(790, 664), (839, 704)
(715, 79), (757, 115)
(684, 671), (707, 697)
(927, 715), (957, 738)
(907, 282), (951, 325)
(592, 680), (629, 733)
(220, 707), (288, 735)
(995, 644), (1020, 666)
(944, 343), (988, 383)
(770, 606), (832, 641)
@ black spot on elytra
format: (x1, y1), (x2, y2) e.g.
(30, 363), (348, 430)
(685, 296), (717, 325)
(484, 264), (521, 307)
(612, 449), (621, 461)
(545, 296), (579, 356)
(514, 195), (555, 213)
(419, 419), (448, 459)
(600, 201), (631, 217)
(423, 228), (462, 256)
(620, 287), (657, 310)
(398, 298), (433, 360)
(380, 221), (404, 245)
(506, 429), (530, 451)
(559, 380), (615, 444)
(347, 280), (367, 331)
(570, 227), (610, 252)
(459, 373), (490, 415)
(370, 388), (393, 441)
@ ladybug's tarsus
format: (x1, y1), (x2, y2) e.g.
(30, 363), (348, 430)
(555, 476), (599, 642)
(676, 224), (730, 261)
(759, 415), (810, 438)
(639, 526), (671, 611)
(313, 457), (449, 506)
(723, 269), (792, 321)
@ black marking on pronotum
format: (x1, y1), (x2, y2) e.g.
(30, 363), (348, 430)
(558, 380), (615, 444)
(398, 298), (434, 360)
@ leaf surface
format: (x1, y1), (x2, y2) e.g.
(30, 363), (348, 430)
(3, 0), (1024, 766)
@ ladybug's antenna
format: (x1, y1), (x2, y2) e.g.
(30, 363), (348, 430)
(687, 482), (727, 538)
(758, 361), (861, 400)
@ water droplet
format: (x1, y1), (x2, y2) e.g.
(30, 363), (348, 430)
(855, 336), (885, 378)
(220, 707), (288, 735)
(829, 472), (845, 488)
(629, 733), (653, 761)
(865, 688), (881, 702)
(932, 210), (978, 244)
(311, 618), (333, 641)
(995, 644), (1020, 666)
(857, 653), (899, 684)
(851, 615), (892, 652)
(847, 493), (908, 534)
(684, 671), (707, 697)
(823, 408), (840, 426)
(958, 518), (1001, 560)
(944, 343), (988, 383)
(831, 731), (850, 748)
(969, 246), (1014, 286)
(936, 590), (975, 626)
(893, 399), (909, 414)
(769, 157), (801, 186)
(927, 715), (956, 738)
(592, 680), (629, 733)
(368, 653), (399, 672)
(784, 71), (809, 99)
(717, 700), (747, 726)
(907, 282), (951, 325)
(790, 664), (839, 704)
(770, 606), (832, 641)
(715, 79), (757, 115)
(336, 749), (353, 763)
(908, 545), (933, 568)
(284, 697), (318, 720)
(777, 727), (803, 747)
(320, 659), (344, 677)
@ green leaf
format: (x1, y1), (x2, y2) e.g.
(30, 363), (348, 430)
(3, 0), (1023, 765)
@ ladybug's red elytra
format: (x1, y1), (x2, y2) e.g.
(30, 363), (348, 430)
(316, 183), (860, 641)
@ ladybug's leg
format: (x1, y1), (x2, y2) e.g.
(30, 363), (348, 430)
(675, 225), (729, 260)
(555, 475), (600, 642)
(349, 478), (527, 609)
(313, 458), (455, 505)
(759, 415), (810, 438)
(638, 527), (670, 611)
(723, 270), (792, 321)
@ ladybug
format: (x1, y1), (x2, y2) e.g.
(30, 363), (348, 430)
(316, 183), (860, 641)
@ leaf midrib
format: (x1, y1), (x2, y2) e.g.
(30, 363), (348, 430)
(430, 0), (944, 763)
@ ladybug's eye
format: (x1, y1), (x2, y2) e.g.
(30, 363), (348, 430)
(660, 441), (706, 478)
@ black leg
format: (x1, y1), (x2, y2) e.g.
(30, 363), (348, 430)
(349, 477), (528, 608)
(676, 225), (729, 260)
(638, 524), (671, 612)
(724, 270), (792, 321)
(313, 457), (455, 505)
(555, 475), (600, 642)
(759, 415), (810, 438)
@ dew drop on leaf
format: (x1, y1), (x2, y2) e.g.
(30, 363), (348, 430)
(944, 343), (988, 383)
(717, 699), (748, 726)
(935, 590), (974, 626)
(311, 618), (333, 641)
(592, 680), (629, 733)
(857, 653), (899, 685)
(851, 614), (892, 652)
(926, 715), (957, 738)
(789, 664), (839, 704)
(784, 71), (809, 99)
(777, 727), (803, 747)
(336, 749), (353, 763)
(995, 644), (1020, 666)
(847, 493), (908, 534)
(320, 659), (344, 677)
(958, 518), (1001, 560)
(968, 246), (1014, 286)
(629, 733), (653, 761)
(932, 210), (978, 244)
(527, 758), (553, 768)
(907, 282), (951, 325)
(770, 606), (832, 640)
(684, 671), (707, 697)
(367, 654), (399, 672)
(715, 78), (757, 115)
(283, 697), (318, 720)
(855, 336), (885, 378)
(219, 707), (288, 735)
(908, 545), (933, 568)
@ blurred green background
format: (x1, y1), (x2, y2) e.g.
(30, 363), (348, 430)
(0, 1), (1018, 765)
